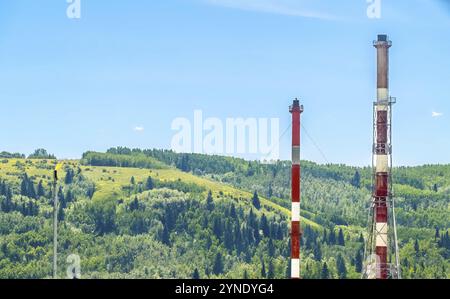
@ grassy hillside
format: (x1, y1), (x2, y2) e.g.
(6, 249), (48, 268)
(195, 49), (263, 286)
(0, 157), (321, 279)
(92, 148), (450, 278)
(78, 163), (320, 229)
(0, 150), (449, 279)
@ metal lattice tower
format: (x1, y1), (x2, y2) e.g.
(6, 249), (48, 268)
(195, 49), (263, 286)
(363, 35), (401, 279)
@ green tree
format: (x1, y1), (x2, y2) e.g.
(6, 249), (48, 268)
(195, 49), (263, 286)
(177, 154), (190, 172)
(414, 239), (420, 255)
(321, 262), (330, 279)
(268, 184), (273, 198)
(252, 191), (261, 210)
(359, 233), (365, 243)
(213, 253), (224, 275)
(267, 260), (275, 279)
(268, 238), (275, 257)
(130, 197), (139, 211)
(338, 229), (345, 246)
(355, 250), (363, 273)
(435, 227), (440, 241)
(65, 168), (75, 184)
(145, 176), (154, 190)
(351, 171), (361, 188)
(20, 173), (36, 199)
(336, 254), (347, 279)
(37, 180), (45, 198)
(192, 268), (200, 279)
(328, 229), (336, 245)
(89, 199), (115, 235)
(224, 221), (234, 251)
(28, 148), (56, 159)
(261, 214), (270, 237)
(213, 217), (223, 239)
(261, 260), (266, 278)
(206, 190), (214, 211)
(162, 222), (170, 245)
(314, 244), (322, 261)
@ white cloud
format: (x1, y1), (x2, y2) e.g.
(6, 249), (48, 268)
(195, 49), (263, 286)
(432, 111), (444, 118)
(133, 126), (145, 132)
(202, 0), (337, 20)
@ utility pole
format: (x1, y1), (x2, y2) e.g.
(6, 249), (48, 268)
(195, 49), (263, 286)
(53, 163), (62, 279)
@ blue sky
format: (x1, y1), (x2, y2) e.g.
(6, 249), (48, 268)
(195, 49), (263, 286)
(0, 0), (449, 166)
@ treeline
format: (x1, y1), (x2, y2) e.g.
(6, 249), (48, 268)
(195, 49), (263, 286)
(81, 151), (167, 169)
(394, 164), (450, 191)
(0, 194), (39, 217)
(110, 147), (450, 194)
(437, 229), (450, 258)
(1, 175), (48, 201)
(0, 180), (13, 201)
(0, 151), (25, 159)
(0, 176), (43, 217)
(27, 149), (56, 160)
(123, 176), (206, 196)
(106, 147), (243, 175)
(0, 165), (95, 218)
(0, 149), (57, 160)
(103, 147), (375, 188)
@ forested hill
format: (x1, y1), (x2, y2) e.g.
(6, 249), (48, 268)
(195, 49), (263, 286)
(83, 148), (450, 277)
(83, 148), (450, 228)
(0, 148), (448, 279)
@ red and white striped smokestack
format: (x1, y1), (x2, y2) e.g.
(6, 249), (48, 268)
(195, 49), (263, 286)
(290, 99), (303, 279)
(373, 34), (392, 280)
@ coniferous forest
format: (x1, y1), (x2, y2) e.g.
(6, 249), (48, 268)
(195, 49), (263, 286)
(0, 148), (449, 279)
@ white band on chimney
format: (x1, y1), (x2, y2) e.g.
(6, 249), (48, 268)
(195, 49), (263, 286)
(376, 222), (388, 247)
(292, 202), (300, 222)
(376, 155), (389, 173)
(377, 88), (389, 101)
(291, 259), (300, 279)
(292, 146), (300, 165)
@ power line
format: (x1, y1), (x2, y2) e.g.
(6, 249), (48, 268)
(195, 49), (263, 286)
(261, 122), (330, 164)
(261, 123), (291, 160)
(301, 124), (330, 164)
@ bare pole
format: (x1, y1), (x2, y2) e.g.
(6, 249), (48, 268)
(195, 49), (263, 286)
(53, 164), (61, 279)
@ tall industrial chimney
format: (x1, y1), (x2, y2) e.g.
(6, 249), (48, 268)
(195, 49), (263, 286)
(364, 34), (401, 279)
(290, 99), (303, 279)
